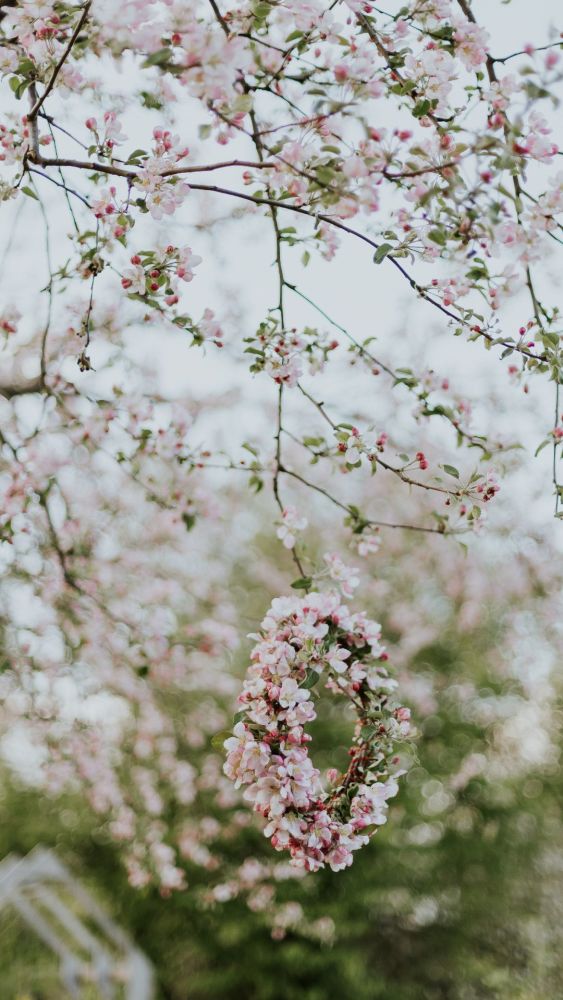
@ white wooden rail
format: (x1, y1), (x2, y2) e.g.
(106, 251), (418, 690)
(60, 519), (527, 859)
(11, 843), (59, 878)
(0, 846), (154, 999)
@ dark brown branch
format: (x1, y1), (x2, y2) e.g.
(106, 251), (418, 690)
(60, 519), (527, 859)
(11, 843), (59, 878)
(26, 160), (546, 363)
(28, 153), (275, 178)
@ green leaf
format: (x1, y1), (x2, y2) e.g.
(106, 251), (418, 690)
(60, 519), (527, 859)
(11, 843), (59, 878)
(182, 513), (196, 531)
(466, 266), (488, 281)
(428, 229), (447, 246)
(412, 99), (432, 118)
(140, 90), (163, 110)
(252, 1), (272, 18)
(441, 464), (460, 478)
(211, 730), (232, 752)
(291, 576), (312, 591)
(300, 669), (319, 690)
(541, 331), (560, 349)
(232, 94), (254, 114)
(534, 439), (551, 457)
(142, 47), (174, 68)
(316, 166), (336, 185)
(16, 58), (36, 76)
(21, 186), (39, 201)
(373, 243), (392, 265)
(242, 442), (259, 456)
(358, 823), (380, 837)
(127, 148), (147, 164)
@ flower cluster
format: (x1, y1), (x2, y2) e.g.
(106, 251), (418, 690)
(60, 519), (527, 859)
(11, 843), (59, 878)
(1, 2), (67, 74)
(0, 0), (561, 914)
(323, 553), (360, 598)
(474, 468), (501, 504)
(334, 425), (388, 469)
(0, 118), (30, 166)
(134, 128), (190, 220)
(245, 319), (338, 387)
(121, 245), (202, 304)
(85, 111), (128, 157)
(224, 592), (410, 872)
(453, 16), (490, 70)
(276, 506), (308, 550)
(355, 527), (381, 558)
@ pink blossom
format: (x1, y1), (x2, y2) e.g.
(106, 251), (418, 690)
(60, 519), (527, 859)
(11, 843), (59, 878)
(224, 592), (409, 871)
(277, 506), (308, 549)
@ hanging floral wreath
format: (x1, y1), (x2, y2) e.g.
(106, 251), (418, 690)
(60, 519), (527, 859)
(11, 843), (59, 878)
(224, 591), (411, 872)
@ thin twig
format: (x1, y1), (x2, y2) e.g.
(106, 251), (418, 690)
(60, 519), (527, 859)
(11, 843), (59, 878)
(26, 153), (547, 363)
(279, 466), (450, 535)
(28, 2), (92, 121)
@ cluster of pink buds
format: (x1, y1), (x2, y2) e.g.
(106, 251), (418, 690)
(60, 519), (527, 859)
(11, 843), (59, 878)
(246, 319), (335, 387)
(120, 245), (202, 303)
(0, 119), (30, 165)
(91, 185), (121, 219)
(133, 127), (191, 220)
(85, 111), (127, 155)
(475, 468), (500, 503)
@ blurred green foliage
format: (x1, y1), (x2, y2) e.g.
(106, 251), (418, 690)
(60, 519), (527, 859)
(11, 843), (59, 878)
(1, 533), (562, 999)
(1, 618), (562, 999)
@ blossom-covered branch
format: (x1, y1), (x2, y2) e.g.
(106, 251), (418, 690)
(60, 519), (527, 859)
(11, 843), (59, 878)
(0, 0), (561, 900)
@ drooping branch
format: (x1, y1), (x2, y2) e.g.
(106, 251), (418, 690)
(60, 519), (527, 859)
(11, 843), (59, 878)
(28, 150), (545, 362)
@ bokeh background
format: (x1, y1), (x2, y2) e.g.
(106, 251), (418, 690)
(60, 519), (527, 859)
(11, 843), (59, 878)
(1, 1), (563, 998)
(1, 517), (562, 1000)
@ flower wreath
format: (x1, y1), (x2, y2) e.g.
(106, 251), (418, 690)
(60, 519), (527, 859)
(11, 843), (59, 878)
(224, 591), (411, 872)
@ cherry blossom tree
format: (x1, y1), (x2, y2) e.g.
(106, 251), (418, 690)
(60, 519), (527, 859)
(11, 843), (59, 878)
(0, 0), (562, 913)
